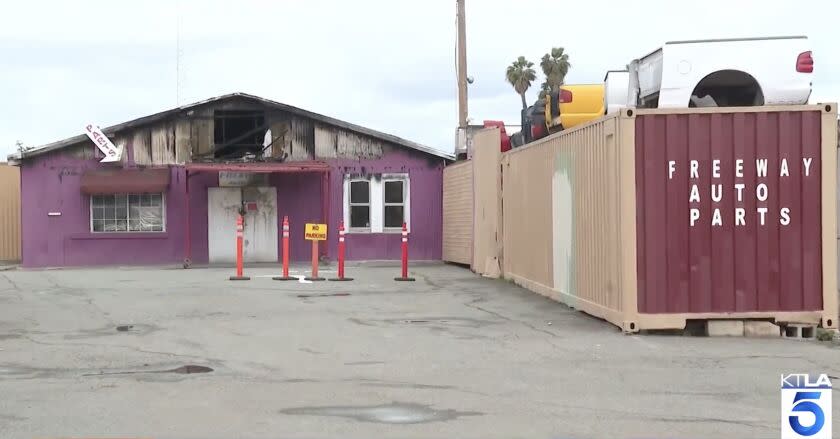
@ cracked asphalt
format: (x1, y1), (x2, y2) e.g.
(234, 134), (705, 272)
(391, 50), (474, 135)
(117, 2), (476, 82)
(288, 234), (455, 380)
(0, 263), (837, 438)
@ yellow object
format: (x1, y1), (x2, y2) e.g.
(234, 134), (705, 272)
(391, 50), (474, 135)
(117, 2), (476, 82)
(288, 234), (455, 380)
(545, 84), (606, 130)
(305, 223), (328, 241)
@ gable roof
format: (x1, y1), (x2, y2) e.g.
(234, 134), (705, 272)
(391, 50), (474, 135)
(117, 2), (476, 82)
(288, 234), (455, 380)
(10, 92), (454, 161)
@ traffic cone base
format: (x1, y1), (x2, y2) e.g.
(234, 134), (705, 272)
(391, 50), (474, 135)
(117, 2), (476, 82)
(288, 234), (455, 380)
(328, 277), (354, 281)
(394, 277), (416, 282)
(272, 276), (296, 281)
(229, 276), (251, 281)
(304, 276), (326, 281)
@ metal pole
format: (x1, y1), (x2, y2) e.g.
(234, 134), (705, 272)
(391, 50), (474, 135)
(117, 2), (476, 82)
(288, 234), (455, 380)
(456, 0), (468, 128)
(183, 169), (191, 268)
(305, 239), (324, 281)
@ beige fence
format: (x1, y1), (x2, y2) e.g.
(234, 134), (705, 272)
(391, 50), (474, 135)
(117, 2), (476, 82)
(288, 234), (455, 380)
(442, 159), (473, 265)
(0, 164), (21, 262)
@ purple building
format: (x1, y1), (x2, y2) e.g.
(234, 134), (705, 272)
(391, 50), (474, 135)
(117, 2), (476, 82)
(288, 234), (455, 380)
(10, 93), (452, 268)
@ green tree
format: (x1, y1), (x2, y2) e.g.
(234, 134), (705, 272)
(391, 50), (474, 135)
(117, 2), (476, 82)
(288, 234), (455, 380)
(540, 47), (571, 92)
(538, 81), (551, 100)
(506, 56), (537, 110)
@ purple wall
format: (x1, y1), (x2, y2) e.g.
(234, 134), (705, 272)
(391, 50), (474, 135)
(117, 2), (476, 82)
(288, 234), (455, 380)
(20, 155), (188, 267)
(20, 147), (444, 267)
(326, 148), (444, 261)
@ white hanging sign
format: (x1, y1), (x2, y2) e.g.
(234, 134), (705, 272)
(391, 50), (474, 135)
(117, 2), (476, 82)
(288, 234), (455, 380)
(84, 124), (122, 163)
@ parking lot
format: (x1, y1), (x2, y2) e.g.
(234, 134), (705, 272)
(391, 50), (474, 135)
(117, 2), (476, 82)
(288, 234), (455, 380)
(0, 263), (837, 438)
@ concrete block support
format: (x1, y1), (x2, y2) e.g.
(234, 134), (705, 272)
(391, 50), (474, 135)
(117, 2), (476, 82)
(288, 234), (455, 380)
(707, 320), (745, 337)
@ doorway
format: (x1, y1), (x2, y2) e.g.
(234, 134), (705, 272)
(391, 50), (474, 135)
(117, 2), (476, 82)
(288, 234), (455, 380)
(207, 187), (278, 263)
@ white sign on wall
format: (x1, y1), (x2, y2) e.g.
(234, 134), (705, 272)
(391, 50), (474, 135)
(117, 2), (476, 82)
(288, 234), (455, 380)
(84, 124), (122, 163)
(219, 172), (268, 187)
(667, 157), (815, 227)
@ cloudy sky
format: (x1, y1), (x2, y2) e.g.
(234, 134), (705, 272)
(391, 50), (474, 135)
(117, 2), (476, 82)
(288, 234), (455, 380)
(1, 0), (838, 158)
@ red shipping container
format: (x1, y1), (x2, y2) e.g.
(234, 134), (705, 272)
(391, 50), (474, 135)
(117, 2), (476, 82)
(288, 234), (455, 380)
(635, 111), (823, 314)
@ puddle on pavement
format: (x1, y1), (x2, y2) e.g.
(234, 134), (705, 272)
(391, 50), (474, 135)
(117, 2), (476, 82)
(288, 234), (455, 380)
(168, 365), (213, 374)
(65, 323), (159, 339)
(83, 364), (214, 377)
(384, 317), (492, 328)
(297, 292), (351, 298)
(279, 402), (481, 424)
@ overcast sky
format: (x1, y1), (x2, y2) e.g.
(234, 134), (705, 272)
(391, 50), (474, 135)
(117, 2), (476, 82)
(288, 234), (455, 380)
(1, 0), (838, 158)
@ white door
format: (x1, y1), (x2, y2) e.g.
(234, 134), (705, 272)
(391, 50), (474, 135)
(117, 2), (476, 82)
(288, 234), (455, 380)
(208, 187), (278, 263)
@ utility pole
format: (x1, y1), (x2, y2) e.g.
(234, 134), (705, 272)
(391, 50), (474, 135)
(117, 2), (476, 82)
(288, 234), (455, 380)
(456, 0), (468, 128)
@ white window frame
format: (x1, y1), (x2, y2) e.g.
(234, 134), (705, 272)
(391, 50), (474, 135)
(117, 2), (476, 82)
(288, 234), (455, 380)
(382, 176), (410, 232)
(346, 179), (372, 232)
(89, 193), (167, 233)
(343, 173), (410, 234)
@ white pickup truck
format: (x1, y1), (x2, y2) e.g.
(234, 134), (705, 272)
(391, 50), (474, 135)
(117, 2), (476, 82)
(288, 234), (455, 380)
(611, 36), (813, 110)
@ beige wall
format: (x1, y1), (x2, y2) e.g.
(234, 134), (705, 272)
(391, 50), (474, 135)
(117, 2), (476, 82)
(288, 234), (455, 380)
(501, 137), (554, 287)
(0, 164), (21, 262)
(442, 160), (473, 265)
(472, 129), (502, 276)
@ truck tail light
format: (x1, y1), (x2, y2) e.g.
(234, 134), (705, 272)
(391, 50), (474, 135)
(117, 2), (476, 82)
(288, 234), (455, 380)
(797, 51), (813, 73)
(559, 89), (573, 103)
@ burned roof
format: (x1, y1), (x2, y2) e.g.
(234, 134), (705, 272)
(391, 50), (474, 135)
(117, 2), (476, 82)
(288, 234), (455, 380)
(10, 92), (454, 161)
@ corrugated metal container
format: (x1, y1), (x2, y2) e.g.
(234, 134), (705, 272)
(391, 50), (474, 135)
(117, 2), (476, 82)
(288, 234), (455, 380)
(472, 129), (503, 276)
(442, 159), (473, 265)
(497, 104), (838, 332)
(501, 115), (637, 328)
(0, 164), (21, 262)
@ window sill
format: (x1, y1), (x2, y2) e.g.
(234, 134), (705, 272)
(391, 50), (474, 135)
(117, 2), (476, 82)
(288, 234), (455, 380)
(345, 229), (410, 235)
(69, 232), (170, 240)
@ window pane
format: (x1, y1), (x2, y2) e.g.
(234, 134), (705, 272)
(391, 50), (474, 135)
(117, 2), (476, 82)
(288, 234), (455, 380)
(384, 205), (404, 228)
(150, 193), (162, 206)
(129, 194), (141, 205)
(113, 220), (127, 232)
(92, 195), (105, 207)
(141, 193), (152, 206)
(350, 205), (370, 228)
(350, 181), (369, 204)
(128, 219), (141, 231)
(101, 195), (115, 208)
(92, 207), (105, 220)
(114, 194), (127, 207)
(92, 220), (105, 232)
(384, 181), (404, 203)
(115, 207), (127, 220)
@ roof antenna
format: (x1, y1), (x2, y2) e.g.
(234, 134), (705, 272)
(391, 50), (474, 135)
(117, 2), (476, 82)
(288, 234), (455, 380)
(175, 0), (182, 106)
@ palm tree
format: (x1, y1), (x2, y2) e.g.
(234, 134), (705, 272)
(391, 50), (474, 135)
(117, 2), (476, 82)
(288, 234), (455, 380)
(538, 81), (551, 100)
(506, 56), (537, 110)
(540, 47), (571, 93)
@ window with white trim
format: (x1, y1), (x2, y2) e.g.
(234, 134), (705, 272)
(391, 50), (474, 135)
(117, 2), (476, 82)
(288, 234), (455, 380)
(383, 180), (406, 229)
(91, 193), (165, 232)
(348, 180), (371, 229)
(343, 174), (409, 233)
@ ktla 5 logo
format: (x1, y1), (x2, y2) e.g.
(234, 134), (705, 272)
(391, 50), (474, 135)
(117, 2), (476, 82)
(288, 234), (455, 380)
(781, 374), (832, 439)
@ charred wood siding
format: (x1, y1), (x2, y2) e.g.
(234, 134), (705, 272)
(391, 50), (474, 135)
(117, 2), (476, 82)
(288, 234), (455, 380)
(33, 101), (405, 165)
(315, 123), (384, 159)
